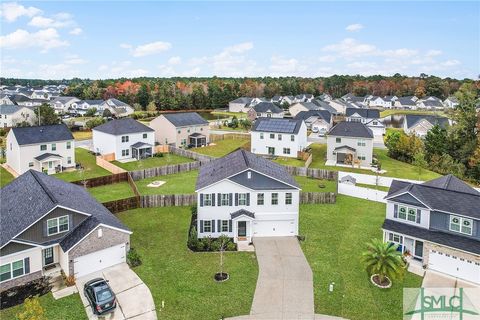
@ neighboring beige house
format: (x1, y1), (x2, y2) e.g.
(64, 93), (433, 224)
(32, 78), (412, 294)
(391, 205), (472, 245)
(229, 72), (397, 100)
(247, 102), (284, 121)
(150, 112), (209, 147)
(403, 115), (450, 137)
(0, 105), (36, 128)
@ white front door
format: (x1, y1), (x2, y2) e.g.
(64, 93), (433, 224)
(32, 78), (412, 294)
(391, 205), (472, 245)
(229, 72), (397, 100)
(428, 250), (480, 284)
(73, 243), (126, 278)
(253, 220), (295, 237)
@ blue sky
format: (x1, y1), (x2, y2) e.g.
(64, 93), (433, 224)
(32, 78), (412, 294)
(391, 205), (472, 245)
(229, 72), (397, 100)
(1, 1), (478, 79)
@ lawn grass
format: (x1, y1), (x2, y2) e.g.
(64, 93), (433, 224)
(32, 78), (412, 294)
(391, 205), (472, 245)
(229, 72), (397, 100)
(294, 176), (337, 193)
(72, 130), (92, 140)
(214, 126), (249, 133)
(135, 170), (198, 195)
(192, 138), (250, 157)
(211, 111), (247, 118)
(0, 166), (14, 187)
(380, 109), (447, 118)
(300, 196), (423, 320)
(54, 148), (111, 182)
(111, 154), (194, 171)
(116, 207), (258, 320)
(273, 157), (306, 167)
(0, 293), (86, 320)
(356, 183), (391, 192)
(309, 144), (440, 181)
(87, 182), (135, 202)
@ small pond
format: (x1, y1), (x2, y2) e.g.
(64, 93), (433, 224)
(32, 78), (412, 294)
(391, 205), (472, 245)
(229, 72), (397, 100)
(381, 114), (405, 128)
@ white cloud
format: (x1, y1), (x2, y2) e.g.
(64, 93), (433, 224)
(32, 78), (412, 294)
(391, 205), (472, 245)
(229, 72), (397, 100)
(124, 41), (172, 57)
(69, 27), (83, 35)
(211, 42), (257, 76)
(28, 13), (74, 29)
(0, 2), (42, 22)
(65, 54), (87, 65)
(322, 38), (376, 58)
(168, 56), (181, 65)
(345, 24), (364, 32)
(0, 28), (68, 51)
(426, 49), (442, 57)
(96, 61), (148, 78)
(318, 55), (336, 63)
(269, 56), (303, 75)
(440, 59), (460, 67)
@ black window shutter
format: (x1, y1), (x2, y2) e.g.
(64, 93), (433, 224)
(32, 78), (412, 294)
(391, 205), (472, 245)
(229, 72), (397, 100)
(24, 257), (30, 274)
(229, 193), (233, 206)
(235, 193), (239, 206)
(200, 220), (204, 233)
(69, 214), (73, 231)
(217, 193), (221, 206)
(229, 220), (232, 232)
(211, 220), (215, 232)
(211, 193), (215, 206)
(394, 204), (398, 218)
(200, 194), (204, 207)
(43, 221), (47, 237)
(217, 220), (221, 231)
(247, 193), (250, 206)
(416, 209), (421, 223)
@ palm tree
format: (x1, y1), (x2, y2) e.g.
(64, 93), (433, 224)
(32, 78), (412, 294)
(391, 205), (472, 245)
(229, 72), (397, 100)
(362, 238), (405, 286)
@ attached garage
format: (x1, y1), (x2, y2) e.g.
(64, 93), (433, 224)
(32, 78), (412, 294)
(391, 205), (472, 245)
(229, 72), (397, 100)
(428, 250), (480, 284)
(73, 243), (127, 278)
(253, 220), (296, 237)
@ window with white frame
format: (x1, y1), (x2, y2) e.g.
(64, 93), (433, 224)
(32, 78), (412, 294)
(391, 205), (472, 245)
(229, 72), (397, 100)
(358, 154), (366, 161)
(221, 194), (229, 206)
(40, 144), (47, 151)
(122, 149), (130, 157)
(271, 193), (278, 205)
(257, 193), (264, 205)
(388, 233), (403, 244)
(285, 193), (292, 205)
(270, 133), (275, 139)
(398, 206), (418, 222)
(121, 136), (129, 143)
(203, 220), (212, 232)
(283, 148), (291, 155)
(47, 215), (69, 236)
(67, 157), (72, 164)
(449, 215), (473, 235)
(203, 194), (212, 206)
(28, 162), (34, 167)
(0, 260), (24, 282)
(357, 139), (366, 147)
(278, 134), (282, 141)
(221, 220), (229, 232)
(260, 133), (264, 139)
(66, 141), (71, 149)
(290, 135), (295, 142)
(238, 193), (247, 206)
(336, 137), (341, 143)
(143, 133), (147, 139)
(51, 143), (56, 151)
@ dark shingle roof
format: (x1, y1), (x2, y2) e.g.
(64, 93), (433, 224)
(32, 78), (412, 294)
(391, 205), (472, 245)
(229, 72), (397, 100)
(345, 108), (380, 119)
(327, 121), (373, 138)
(0, 170), (130, 249)
(93, 118), (153, 135)
(405, 115), (449, 129)
(34, 153), (62, 161)
(312, 100), (338, 114)
(396, 97), (416, 105)
(294, 110), (331, 123)
(231, 209), (255, 219)
(295, 102), (319, 111)
(0, 105), (23, 115)
(251, 102), (283, 114)
(231, 97), (253, 104)
(420, 100), (443, 107)
(196, 149), (299, 190)
(252, 118), (304, 134)
(162, 112), (209, 127)
(11, 124), (73, 145)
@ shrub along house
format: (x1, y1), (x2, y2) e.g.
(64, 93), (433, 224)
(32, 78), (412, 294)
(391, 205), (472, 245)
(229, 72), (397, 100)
(149, 112), (209, 147)
(0, 170), (131, 292)
(195, 149), (300, 244)
(382, 175), (480, 284)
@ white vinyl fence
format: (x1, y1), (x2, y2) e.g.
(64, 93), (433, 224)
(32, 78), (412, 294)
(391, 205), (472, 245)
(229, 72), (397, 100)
(337, 183), (388, 203)
(338, 171), (423, 187)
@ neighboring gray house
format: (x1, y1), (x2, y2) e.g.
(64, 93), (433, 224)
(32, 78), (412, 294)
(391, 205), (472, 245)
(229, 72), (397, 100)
(383, 175), (480, 284)
(101, 98), (135, 117)
(403, 115), (450, 137)
(345, 108), (385, 138)
(229, 97), (253, 113)
(444, 96), (459, 109)
(0, 170), (131, 291)
(247, 102), (284, 121)
(49, 96), (80, 114)
(294, 110), (332, 136)
(394, 96), (418, 109)
(326, 121), (374, 167)
(0, 94), (14, 105)
(150, 112), (209, 147)
(417, 99), (444, 110)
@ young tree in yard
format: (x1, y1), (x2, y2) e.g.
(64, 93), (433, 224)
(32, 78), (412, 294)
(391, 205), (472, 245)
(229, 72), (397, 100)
(362, 239), (405, 286)
(86, 117), (106, 129)
(34, 104), (60, 125)
(412, 152), (428, 179)
(102, 109), (112, 118)
(146, 101), (157, 112)
(424, 125), (448, 160)
(240, 119), (252, 131)
(384, 130), (402, 158)
(85, 107), (97, 117)
(16, 296), (46, 320)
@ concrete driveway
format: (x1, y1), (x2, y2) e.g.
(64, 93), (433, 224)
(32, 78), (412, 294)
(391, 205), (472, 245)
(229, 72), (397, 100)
(76, 263), (156, 320)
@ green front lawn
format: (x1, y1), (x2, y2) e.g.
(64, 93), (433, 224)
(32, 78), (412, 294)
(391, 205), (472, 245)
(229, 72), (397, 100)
(0, 293), (86, 320)
(273, 157), (306, 167)
(294, 176), (337, 193)
(379, 109), (447, 118)
(192, 138), (250, 157)
(0, 166), (14, 187)
(111, 154), (194, 171)
(300, 196), (423, 320)
(135, 170), (198, 195)
(88, 182), (135, 202)
(72, 130), (92, 141)
(309, 144), (440, 181)
(54, 148), (111, 182)
(117, 207), (258, 320)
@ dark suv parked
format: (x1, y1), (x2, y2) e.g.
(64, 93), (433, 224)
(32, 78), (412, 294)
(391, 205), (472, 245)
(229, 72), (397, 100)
(84, 278), (116, 315)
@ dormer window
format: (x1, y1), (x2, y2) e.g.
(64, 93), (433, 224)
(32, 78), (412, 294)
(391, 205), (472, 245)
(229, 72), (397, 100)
(47, 215), (69, 236)
(449, 215), (472, 235)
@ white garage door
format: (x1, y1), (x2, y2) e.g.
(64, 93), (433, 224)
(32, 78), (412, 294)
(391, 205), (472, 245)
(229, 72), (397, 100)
(73, 243), (126, 278)
(428, 250), (480, 284)
(253, 220), (295, 237)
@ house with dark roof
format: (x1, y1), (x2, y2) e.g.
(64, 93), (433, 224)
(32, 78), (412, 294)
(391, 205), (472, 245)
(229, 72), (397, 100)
(0, 170), (131, 291)
(100, 98), (135, 118)
(403, 115), (450, 137)
(288, 102), (322, 117)
(247, 101), (284, 121)
(326, 121), (374, 167)
(294, 110), (332, 136)
(345, 107), (385, 138)
(150, 112), (209, 147)
(443, 96), (459, 109)
(251, 118), (307, 158)
(92, 118), (155, 160)
(394, 96), (418, 109)
(417, 99), (444, 110)
(0, 93), (15, 105)
(382, 175), (480, 284)
(0, 105), (36, 128)
(71, 100), (104, 116)
(228, 97), (254, 113)
(11, 94), (45, 107)
(195, 149), (300, 243)
(49, 96), (80, 114)
(6, 124), (75, 175)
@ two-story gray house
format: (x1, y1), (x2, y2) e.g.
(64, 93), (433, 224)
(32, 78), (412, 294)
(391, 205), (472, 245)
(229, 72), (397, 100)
(0, 170), (131, 291)
(345, 108), (385, 138)
(382, 175), (480, 284)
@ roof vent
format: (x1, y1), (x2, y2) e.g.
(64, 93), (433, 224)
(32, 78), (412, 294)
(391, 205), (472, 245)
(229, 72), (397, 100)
(247, 171), (252, 179)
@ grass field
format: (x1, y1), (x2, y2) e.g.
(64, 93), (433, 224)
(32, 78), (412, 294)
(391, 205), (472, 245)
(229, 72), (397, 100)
(380, 109), (447, 118)
(111, 154), (194, 171)
(273, 157), (306, 167)
(135, 170), (198, 195)
(88, 182), (135, 202)
(0, 166), (14, 187)
(54, 148), (111, 182)
(211, 111), (247, 118)
(300, 196), (423, 320)
(72, 131), (92, 140)
(117, 207), (258, 320)
(192, 138), (250, 157)
(309, 144), (440, 181)
(294, 176), (337, 193)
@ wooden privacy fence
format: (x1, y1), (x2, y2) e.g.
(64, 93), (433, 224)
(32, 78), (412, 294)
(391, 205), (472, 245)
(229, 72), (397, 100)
(168, 146), (215, 162)
(130, 161), (202, 180)
(96, 155), (126, 174)
(140, 194), (197, 208)
(284, 166), (338, 181)
(71, 172), (128, 188)
(103, 197), (139, 214)
(300, 192), (336, 204)
(209, 133), (251, 142)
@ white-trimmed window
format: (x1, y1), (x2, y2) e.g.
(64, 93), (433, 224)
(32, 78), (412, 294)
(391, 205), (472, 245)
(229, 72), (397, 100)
(28, 162), (34, 167)
(143, 133), (148, 139)
(0, 260), (24, 282)
(285, 193), (292, 205)
(270, 133), (275, 139)
(67, 157), (72, 164)
(278, 134), (282, 141)
(238, 193), (247, 206)
(283, 148), (291, 155)
(290, 135), (295, 142)
(47, 215), (69, 236)
(40, 144), (47, 151)
(388, 233), (403, 244)
(203, 220), (212, 233)
(121, 136), (129, 143)
(450, 215), (473, 235)
(220, 194), (229, 206)
(122, 149), (130, 157)
(221, 220), (229, 232)
(203, 194), (212, 206)
(257, 193), (264, 205)
(66, 141), (71, 149)
(336, 137), (341, 143)
(398, 206), (418, 222)
(51, 143), (56, 151)
(357, 139), (366, 147)
(271, 193), (278, 205)
(358, 154), (366, 161)
(260, 133), (264, 140)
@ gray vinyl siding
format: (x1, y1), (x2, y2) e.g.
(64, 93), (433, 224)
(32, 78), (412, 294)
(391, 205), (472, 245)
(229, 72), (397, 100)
(0, 242), (35, 257)
(430, 211), (480, 240)
(388, 193), (428, 208)
(16, 207), (88, 244)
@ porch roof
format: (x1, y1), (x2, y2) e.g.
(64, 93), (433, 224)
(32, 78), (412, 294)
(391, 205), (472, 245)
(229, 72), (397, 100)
(231, 209), (255, 219)
(334, 145), (356, 152)
(189, 132), (206, 138)
(131, 142), (153, 149)
(34, 153), (62, 161)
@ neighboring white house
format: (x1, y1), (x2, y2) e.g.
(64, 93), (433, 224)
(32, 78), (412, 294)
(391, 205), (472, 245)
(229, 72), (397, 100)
(92, 118), (155, 160)
(228, 97), (254, 113)
(0, 94), (14, 105)
(195, 149), (300, 243)
(49, 97), (80, 114)
(6, 124), (75, 175)
(289, 102), (320, 117)
(251, 118), (307, 158)
(0, 105), (36, 128)
(247, 102), (284, 121)
(394, 96), (418, 109)
(101, 98), (135, 117)
(326, 121), (374, 167)
(382, 96), (398, 108)
(345, 108), (385, 138)
(294, 110), (332, 136)
(403, 115), (450, 137)
(366, 96), (385, 108)
(416, 99), (444, 110)
(444, 96), (459, 109)
(71, 100), (104, 115)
